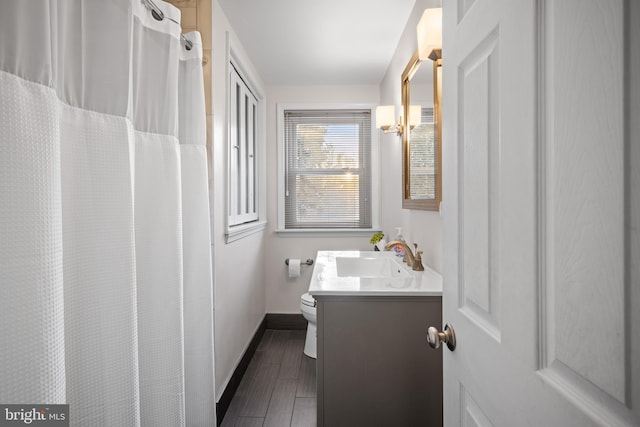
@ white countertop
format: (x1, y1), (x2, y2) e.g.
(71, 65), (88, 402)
(308, 250), (443, 297)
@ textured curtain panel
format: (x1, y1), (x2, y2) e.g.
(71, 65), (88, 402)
(178, 32), (215, 427)
(0, 2), (214, 426)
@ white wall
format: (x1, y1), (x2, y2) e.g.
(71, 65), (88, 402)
(379, 0), (443, 275)
(264, 85), (380, 313)
(211, 0), (267, 400)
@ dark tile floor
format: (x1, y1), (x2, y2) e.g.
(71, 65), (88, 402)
(221, 330), (317, 427)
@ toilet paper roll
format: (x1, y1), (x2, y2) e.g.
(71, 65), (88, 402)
(288, 258), (301, 278)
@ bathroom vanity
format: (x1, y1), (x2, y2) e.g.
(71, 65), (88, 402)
(309, 251), (443, 427)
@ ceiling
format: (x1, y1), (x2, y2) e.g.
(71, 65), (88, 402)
(217, 0), (416, 86)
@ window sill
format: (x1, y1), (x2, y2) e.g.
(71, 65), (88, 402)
(275, 228), (381, 238)
(226, 220), (267, 243)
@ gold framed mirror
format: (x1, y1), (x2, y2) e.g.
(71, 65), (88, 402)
(401, 49), (442, 210)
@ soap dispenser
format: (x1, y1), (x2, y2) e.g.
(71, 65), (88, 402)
(393, 227), (406, 258)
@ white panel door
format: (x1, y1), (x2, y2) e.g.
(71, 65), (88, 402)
(440, 0), (639, 425)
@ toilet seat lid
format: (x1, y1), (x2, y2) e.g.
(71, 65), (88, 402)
(301, 293), (316, 307)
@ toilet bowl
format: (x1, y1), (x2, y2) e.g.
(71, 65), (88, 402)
(300, 293), (317, 359)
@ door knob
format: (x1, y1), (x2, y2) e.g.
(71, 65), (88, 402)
(427, 324), (456, 351)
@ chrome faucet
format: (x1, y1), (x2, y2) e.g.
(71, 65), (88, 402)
(384, 241), (425, 271)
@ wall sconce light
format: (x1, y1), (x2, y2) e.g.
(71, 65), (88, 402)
(417, 8), (442, 62)
(376, 105), (421, 136)
(376, 105), (403, 136)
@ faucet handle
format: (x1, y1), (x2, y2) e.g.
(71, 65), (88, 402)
(413, 249), (425, 271)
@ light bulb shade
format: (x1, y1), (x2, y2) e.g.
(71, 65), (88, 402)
(375, 105), (396, 129)
(417, 8), (443, 61)
(409, 105), (422, 128)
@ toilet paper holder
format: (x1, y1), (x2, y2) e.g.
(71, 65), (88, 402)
(285, 258), (314, 266)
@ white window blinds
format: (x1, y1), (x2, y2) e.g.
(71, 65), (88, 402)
(409, 107), (437, 199)
(283, 109), (372, 229)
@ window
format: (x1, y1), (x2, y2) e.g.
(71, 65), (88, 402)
(281, 108), (373, 230)
(229, 63), (258, 226)
(226, 54), (266, 243)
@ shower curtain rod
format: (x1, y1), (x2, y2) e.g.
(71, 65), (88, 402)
(142, 0), (194, 51)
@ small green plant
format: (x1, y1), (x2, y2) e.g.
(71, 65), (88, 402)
(369, 232), (384, 245)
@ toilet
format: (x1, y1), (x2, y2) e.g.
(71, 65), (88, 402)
(300, 293), (317, 359)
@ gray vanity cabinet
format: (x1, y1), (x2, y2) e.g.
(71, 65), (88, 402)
(315, 295), (443, 427)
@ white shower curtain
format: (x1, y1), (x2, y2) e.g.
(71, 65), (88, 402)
(0, 1), (215, 426)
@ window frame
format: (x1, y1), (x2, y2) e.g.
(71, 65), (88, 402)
(276, 103), (380, 235)
(228, 63), (258, 226)
(225, 37), (266, 243)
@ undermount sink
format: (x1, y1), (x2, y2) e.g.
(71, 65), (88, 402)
(335, 256), (411, 278)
